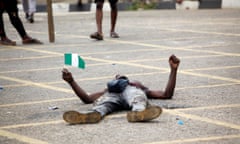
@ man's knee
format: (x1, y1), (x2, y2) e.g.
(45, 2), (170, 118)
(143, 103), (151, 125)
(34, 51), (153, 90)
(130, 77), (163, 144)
(131, 96), (148, 111)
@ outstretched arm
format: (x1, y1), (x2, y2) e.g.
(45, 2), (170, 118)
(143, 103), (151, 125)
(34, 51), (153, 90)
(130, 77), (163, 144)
(147, 55), (180, 99)
(130, 55), (180, 99)
(62, 68), (106, 104)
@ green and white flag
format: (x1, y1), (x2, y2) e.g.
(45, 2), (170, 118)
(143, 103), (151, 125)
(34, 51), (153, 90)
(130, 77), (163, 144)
(64, 53), (85, 69)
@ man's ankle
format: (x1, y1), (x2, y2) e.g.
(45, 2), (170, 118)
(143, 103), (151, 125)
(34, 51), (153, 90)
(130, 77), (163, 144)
(22, 35), (31, 40)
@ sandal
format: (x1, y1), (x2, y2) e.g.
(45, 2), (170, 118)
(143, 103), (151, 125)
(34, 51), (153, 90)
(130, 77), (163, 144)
(110, 32), (119, 38)
(90, 32), (103, 40)
(22, 37), (43, 44)
(0, 38), (16, 46)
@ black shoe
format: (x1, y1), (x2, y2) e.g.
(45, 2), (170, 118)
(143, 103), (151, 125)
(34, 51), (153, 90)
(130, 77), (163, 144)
(63, 111), (102, 124)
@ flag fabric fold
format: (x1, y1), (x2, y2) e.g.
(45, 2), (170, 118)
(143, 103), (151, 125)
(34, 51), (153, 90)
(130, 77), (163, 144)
(64, 53), (85, 69)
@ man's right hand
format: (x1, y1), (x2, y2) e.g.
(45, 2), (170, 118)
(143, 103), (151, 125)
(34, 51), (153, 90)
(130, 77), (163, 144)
(62, 68), (74, 83)
(129, 80), (149, 91)
(169, 55), (180, 70)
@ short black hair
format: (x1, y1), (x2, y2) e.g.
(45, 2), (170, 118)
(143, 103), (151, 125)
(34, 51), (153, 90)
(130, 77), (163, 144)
(115, 74), (129, 81)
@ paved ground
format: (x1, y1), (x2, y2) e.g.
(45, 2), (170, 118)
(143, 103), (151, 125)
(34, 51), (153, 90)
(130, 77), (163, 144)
(0, 9), (240, 144)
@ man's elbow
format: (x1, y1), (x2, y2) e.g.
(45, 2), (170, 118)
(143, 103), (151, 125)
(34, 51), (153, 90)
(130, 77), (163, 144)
(163, 92), (173, 99)
(81, 99), (94, 104)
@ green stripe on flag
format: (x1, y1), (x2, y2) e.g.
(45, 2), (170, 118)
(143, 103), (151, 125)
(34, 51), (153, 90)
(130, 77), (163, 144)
(78, 56), (85, 69)
(64, 53), (72, 65)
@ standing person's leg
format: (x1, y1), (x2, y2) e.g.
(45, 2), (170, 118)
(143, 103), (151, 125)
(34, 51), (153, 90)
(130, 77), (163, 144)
(29, 0), (36, 15)
(27, 0), (36, 23)
(9, 13), (42, 44)
(90, 0), (104, 40)
(1, 0), (42, 45)
(122, 86), (162, 122)
(4, 1), (22, 34)
(6, 8), (28, 39)
(22, 0), (29, 19)
(109, 0), (119, 38)
(0, 8), (5, 38)
(96, 1), (103, 36)
(0, 3), (16, 45)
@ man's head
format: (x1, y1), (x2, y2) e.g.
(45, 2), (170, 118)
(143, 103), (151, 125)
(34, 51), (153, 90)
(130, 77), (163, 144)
(107, 74), (129, 93)
(115, 74), (129, 81)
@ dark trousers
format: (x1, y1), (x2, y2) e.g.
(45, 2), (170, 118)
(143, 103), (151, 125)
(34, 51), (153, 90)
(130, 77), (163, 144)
(0, 0), (27, 38)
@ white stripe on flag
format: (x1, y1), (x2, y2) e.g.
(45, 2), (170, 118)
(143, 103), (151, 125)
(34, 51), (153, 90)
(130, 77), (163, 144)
(71, 53), (79, 67)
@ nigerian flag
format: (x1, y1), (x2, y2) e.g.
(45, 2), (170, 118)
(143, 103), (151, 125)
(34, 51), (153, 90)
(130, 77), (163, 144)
(64, 53), (85, 69)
